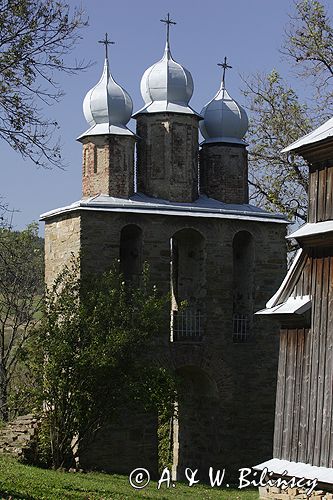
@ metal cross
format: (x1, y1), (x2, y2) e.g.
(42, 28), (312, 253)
(160, 13), (176, 45)
(218, 57), (232, 85)
(98, 33), (115, 59)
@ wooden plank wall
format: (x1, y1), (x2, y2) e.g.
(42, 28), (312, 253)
(273, 249), (333, 468)
(308, 164), (333, 222)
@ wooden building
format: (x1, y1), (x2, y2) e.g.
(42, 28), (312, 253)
(255, 118), (333, 497)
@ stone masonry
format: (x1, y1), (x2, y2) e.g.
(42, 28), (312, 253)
(136, 113), (200, 202)
(259, 486), (333, 500)
(200, 143), (249, 203)
(44, 209), (286, 479)
(0, 414), (41, 462)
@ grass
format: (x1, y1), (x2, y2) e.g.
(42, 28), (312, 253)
(0, 456), (259, 500)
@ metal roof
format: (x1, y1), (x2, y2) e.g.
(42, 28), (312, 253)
(287, 220), (333, 240)
(133, 40), (200, 117)
(40, 193), (288, 224)
(254, 458), (333, 485)
(256, 295), (311, 316)
(282, 117), (333, 153)
(265, 249), (304, 308)
(78, 57), (134, 141)
(200, 82), (248, 145)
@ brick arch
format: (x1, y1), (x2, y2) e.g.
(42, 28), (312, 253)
(170, 344), (233, 398)
(175, 365), (218, 398)
(171, 224), (206, 241)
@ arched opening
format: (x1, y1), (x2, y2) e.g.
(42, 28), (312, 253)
(170, 229), (205, 341)
(119, 224), (142, 284)
(171, 366), (219, 480)
(232, 231), (254, 342)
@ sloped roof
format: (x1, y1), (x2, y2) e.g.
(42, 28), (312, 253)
(256, 249), (310, 316)
(287, 220), (333, 240)
(40, 193), (288, 224)
(254, 458), (333, 486)
(282, 117), (333, 153)
(257, 295), (311, 315)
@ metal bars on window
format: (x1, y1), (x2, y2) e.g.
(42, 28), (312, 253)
(233, 313), (250, 343)
(172, 309), (202, 341)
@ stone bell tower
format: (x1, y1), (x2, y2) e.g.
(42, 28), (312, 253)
(77, 34), (136, 199)
(41, 24), (288, 481)
(133, 15), (201, 203)
(199, 58), (249, 204)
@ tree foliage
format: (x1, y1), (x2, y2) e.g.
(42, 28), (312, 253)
(0, 0), (88, 168)
(31, 259), (175, 469)
(243, 0), (333, 222)
(0, 223), (44, 421)
(282, 0), (333, 112)
(243, 70), (311, 222)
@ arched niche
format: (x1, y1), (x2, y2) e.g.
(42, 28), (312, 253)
(170, 228), (205, 341)
(119, 224), (142, 284)
(232, 230), (255, 342)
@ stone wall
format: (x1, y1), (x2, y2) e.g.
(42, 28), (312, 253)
(136, 113), (200, 202)
(44, 214), (81, 286)
(200, 143), (249, 203)
(259, 486), (333, 499)
(44, 209), (287, 478)
(79, 410), (158, 476)
(0, 414), (40, 462)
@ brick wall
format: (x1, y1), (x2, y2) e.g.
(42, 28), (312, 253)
(81, 135), (135, 198)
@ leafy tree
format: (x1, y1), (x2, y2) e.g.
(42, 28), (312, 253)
(31, 259), (175, 469)
(243, 0), (333, 222)
(0, 223), (44, 421)
(0, 0), (88, 168)
(282, 0), (333, 113)
(243, 70), (311, 222)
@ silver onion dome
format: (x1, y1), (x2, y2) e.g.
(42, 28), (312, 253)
(200, 59), (248, 145)
(78, 35), (134, 141)
(133, 14), (199, 117)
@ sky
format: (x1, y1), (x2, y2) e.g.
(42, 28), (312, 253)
(2, 0), (299, 233)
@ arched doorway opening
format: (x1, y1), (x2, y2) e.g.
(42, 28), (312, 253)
(171, 365), (219, 480)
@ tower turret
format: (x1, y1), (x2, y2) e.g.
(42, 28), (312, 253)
(77, 34), (136, 199)
(133, 15), (201, 203)
(199, 58), (249, 204)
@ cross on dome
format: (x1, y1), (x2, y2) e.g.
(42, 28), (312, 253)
(160, 13), (176, 46)
(98, 33), (115, 60)
(134, 13), (199, 116)
(199, 57), (248, 145)
(218, 57), (232, 86)
(78, 32), (133, 141)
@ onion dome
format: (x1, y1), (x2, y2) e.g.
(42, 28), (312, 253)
(78, 34), (134, 141)
(133, 14), (200, 117)
(200, 58), (248, 145)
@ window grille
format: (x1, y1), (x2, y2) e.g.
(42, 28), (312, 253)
(172, 309), (203, 341)
(233, 314), (250, 343)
